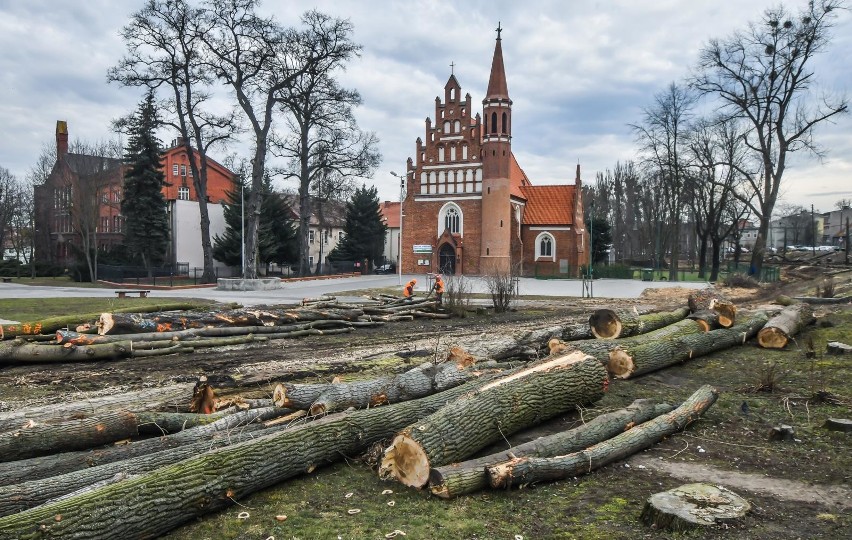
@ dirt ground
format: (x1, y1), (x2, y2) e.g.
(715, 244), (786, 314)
(1, 268), (851, 539)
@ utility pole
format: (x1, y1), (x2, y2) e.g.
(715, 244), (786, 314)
(846, 217), (849, 265)
(390, 171), (406, 286)
(811, 204), (816, 256)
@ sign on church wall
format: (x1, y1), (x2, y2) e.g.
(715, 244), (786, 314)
(413, 244), (433, 254)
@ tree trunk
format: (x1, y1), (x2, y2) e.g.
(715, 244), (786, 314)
(379, 352), (608, 488)
(0, 406), (285, 486)
(0, 375), (505, 539)
(686, 310), (720, 332)
(607, 312), (769, 379)
(429, 399), (672, 499)
(450, 320), (592, 361)
(308, 358), (493, 415)
(0, 383), (195, 434)
(0, 340), (132, 365)
(1, 303), (202, 340)
(687, 289), (736, 327)
(589, 307), (690, 339)
(486, 385), (718, 488)
(97, 308), (365, 335)
(757, 303), (815, 349)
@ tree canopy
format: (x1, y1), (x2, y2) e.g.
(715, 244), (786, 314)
(328, 184), (386, 269)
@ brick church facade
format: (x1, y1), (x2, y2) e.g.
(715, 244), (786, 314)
(400, 29), (589, 276)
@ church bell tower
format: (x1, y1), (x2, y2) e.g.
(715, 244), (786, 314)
(480, 22), (513, 273)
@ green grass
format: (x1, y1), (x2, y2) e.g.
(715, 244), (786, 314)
(0, 297), (214, 322)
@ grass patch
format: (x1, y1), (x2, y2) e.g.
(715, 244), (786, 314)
(0, 297), (214, 322)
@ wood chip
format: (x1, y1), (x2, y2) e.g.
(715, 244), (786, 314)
(381, 489), (393, 495)
(347, 509), (361, 515)
(275, 515), (287, 522)
(237, 511), (250, 520)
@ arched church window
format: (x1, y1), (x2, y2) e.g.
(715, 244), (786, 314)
(438, 146), (445, 162)
(450, 88), (456, 100)
(439, 204), (463, 236)
(490, 112), (497, 134)
(536, 233), (556, 260)
(443, 121), (451, 134)
(502, 112), (507, 133)
(454, 120), (461, 133)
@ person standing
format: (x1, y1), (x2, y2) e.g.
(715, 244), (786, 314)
(432, 274), (445, 306)
(403, 278), (417, 301)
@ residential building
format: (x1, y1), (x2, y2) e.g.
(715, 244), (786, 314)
(283, 195), (346, 273)
(379, 200), (401, 266)
(399, 29), (588, 276)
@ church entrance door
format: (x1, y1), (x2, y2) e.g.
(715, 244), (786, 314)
(438, 243), (456, 274)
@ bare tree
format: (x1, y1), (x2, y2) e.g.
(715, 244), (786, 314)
(110, 0), (238, 283)
(686, 116), (747, 280)
(632, 82), (696, 280)
(0, 167), (15, 259)
(693, 0), (849, 275)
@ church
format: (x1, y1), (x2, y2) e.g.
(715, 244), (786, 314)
(399, 27), (589, 276)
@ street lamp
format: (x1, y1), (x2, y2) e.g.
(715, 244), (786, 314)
(390, 171), (406, 286)
(588, 201), (594, 280)
(240, 177), (246, 284)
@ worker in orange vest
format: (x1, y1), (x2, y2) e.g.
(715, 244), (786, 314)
(403, 278), (417, 301)
(432, 274), (445, 305)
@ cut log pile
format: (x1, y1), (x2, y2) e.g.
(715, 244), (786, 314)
(0, 293), (802, 538)
(0, 296), (451, 365)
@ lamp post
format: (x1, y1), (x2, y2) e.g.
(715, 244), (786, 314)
(390, 171), (405, 286)
(588, 201), (594, 279)
(240, 178), (245, 283)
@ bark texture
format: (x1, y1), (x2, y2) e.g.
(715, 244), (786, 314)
(449, 320), (592, 361)
(0, 376), (502, 539)
(429, 399), (672, 498)
(607, 312), (769, 379)
(487, 385), (718, 488)
(686, 310), (720, 332)
(757, 303), (815, 349)
(687, 289), (736, 327)
(379, 352), (608, 488)
(0, 340), (132, 365)
(640, 483), (750, 531)
(589, 307), (690, 339)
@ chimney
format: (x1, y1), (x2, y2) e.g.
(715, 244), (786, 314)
(56, 120), (68, 158)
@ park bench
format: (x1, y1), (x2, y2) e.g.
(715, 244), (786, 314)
(1, 277), (11, 283)
(114, 290), (151, 298)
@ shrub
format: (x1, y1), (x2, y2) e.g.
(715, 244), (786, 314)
(443, 274), (471, 317)
(484, 264), (519, 313)
(819, 277), (835, 298)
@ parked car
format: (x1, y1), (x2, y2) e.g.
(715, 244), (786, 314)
(375, 263), (396, 274)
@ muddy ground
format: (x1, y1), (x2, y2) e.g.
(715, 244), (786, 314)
(1, 269), (851, 539)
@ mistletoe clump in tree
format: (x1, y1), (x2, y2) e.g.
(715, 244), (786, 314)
(328, 184), (386, 271)
(121, 91), (169, 276)
(213, 175), (298, 275)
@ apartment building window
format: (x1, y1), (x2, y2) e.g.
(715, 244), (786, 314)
(309, 230), (315, 244)
(101, 217), (109, 232)
(172, 164), (179, 176)
(180, 165), (187, 177)
(113, 190), (121, 203)
(309, 256), (314, 266)
(338, 231), (344, 241)
(114, 215), (122, 233)
(178, 186), (190, 201)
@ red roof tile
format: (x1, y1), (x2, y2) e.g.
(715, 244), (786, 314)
(520, 184), (577, 225)
(509, 153), (529, 199)
(380, 201), (401, 228)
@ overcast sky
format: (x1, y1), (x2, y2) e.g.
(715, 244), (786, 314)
(1, 0), (849, 213)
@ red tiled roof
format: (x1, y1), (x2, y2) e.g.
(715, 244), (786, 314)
(520, 185), (577, 225)
(509, 153), (529, 199)
(380, 201), (401, 228)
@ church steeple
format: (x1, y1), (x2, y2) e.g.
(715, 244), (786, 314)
(485, 22), (509, 100)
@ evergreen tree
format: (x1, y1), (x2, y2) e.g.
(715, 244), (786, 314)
(121, 91), (169, 275)
(213, 175), (297, 273)
(329, 184), (386, 270)
(586, 215), (613, 265)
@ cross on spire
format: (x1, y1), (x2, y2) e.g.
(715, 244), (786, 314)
(496, 21), (502, 40)
(450, 61), (455, 75)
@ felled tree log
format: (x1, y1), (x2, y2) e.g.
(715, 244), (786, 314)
(0, 383), (195, 434)
(379, 352), (608, 488)
(487, 385), (718, 488)
(641, 483), (751, 531)
(686, 310), (720, 332)
(687, 289), (736, 327)
(0, 374), (507, 539)
(0, 302), (203, 340)
(429, 399), (672, 499)
(791, 295), (851, 305)
(607, 312), (769, 379)
(450, 320), (592, 361)
(0, 406), (286, 486)
(308, 358), (489, 415)
(757, 303), (815, 349)
(589, 307), (690, 339)
(0, 340), (132, 365)
(97, 307), (365, 335)
(0, 406), (240, 463)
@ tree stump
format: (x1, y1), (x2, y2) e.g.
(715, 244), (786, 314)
(641, 483), (750, 531)
(826, 341), (852, 355)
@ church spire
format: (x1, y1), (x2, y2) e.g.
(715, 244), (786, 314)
(485, 22), (509, 100)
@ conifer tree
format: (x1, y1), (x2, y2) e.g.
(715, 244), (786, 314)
(213, 175), (298, 274)
(328, 184), (386, 270)
(121, 91), (169, 276)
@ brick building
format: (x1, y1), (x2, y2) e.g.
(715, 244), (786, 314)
(34, 121), (234, 270)
(400, 29), (589, 276)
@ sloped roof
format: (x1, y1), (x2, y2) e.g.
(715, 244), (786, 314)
(520, 184), (577, 225)
(509, 153), (529, 200)
(65, 153), (122, 176)
(379, 201), (401, 228)
(282, 194), (346, 227)
(485, 37), (509, 100)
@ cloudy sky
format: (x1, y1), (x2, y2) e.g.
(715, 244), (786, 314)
(1, 0), (849, 212)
